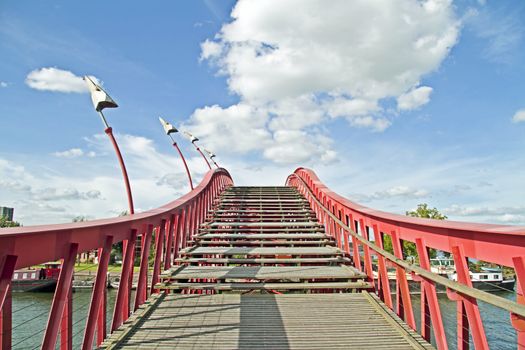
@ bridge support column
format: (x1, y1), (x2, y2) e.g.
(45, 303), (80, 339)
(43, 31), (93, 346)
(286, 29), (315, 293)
(82, 235), (113, 350)
(151, 220), (166, 295)
(135, 225), (153, 310)
(42, 243), (78, 350)
(451, 245), (489, 350)
(59, 280), (72, 350)
(373, 225), (392, 310)
(112, 229), (137, 332)
(415, 238), (447, 350)
(511, 256), (525, 350)
(390, 230), (416, 330)
(0, 254), (16, 350)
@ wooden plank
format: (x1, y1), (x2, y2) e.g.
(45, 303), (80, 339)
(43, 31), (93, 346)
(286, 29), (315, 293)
(203, 222), (321, 227)
(181, 246), (341, 256)
(193, 240), (333, 246)
(100, 294), (434, 350)
(174, 257), (352, 264)
(162, 265), (364, 280)
(195, 233), (329, 239)
(156, 281), (371, 290)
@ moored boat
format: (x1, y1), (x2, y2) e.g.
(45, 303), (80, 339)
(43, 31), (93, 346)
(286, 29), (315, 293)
(12, 262), (61, 292)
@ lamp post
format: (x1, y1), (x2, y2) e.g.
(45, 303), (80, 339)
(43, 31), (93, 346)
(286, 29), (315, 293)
(203, 148), (219, 168)
(84, 76), (134, 214)
(158, 117), (194, 190)
(182, 131), (211, 170)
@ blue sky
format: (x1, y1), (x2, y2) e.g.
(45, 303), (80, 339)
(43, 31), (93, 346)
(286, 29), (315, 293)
(1, 0), (524, 225)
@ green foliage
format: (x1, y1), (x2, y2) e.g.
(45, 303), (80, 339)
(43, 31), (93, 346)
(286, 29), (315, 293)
(0, 216), (21, 228)
(381, 203), (446, 260)
(72, 216), (88, 222)
(406, 203), (447, 220)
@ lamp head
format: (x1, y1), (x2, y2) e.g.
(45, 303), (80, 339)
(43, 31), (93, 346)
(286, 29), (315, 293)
(203, 148), (216, 158)
(182, 131), (199, 143)
(84, 76), (118, 112)
(158, 117), (178, 135)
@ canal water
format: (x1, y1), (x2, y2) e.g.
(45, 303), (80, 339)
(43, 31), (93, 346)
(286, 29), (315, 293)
(12, 290), (517, 349)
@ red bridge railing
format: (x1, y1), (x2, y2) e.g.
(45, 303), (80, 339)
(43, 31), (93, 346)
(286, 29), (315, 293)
(0, 168), (233, 350)
(287, 167), (525, 350)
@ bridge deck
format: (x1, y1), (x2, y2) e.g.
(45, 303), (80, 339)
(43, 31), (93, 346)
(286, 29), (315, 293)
(100, 186), (434, 349)
(101, 293), (433, 350)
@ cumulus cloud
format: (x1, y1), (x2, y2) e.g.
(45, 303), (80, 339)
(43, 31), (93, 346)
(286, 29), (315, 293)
(397, 86), (433, 111)
(351, 185), (429, 202)
(25, 67), (88, 93)
(53, 148), (84, 158)
(444, 204), (525, 224)
(0, 82), (8, 88)
(512, 109), (525, 123)
(34, 188), (101, 201)
(187, 0), (459, 164)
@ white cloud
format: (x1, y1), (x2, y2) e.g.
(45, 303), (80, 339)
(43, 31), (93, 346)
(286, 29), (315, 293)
(397, 86), (434, 111)
(512, 109), (525, 123)
(351, 185), (429, 202)
(25, 67), (88, 93)
(0, 81), (8, 88)
(53, 148), (84, 158)
(188, 0), (459, 164)
(467, 6), (524, 64)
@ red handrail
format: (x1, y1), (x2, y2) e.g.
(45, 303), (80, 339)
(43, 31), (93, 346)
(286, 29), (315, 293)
(287, 167), (525, 350)
(0, 168), (233, 350)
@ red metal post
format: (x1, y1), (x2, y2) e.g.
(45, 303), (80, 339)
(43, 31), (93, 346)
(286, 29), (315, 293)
(59, 280), (72, 350)
(135, 225), (153, 310)
(111, 230), (137, 332)
(415, 238), (447, 350)
(151, 221), (166, 294)
(451, 245), (489, 350)
(82, 235), (113, 350)
(0, 283), (13, 350)
(173, 211), (184, 264)
(359, 219), (375, 287)
(172, 142), (194, 190)
(164, 215), (176, 271)
(0, 255), (17, 313)
(390, 230), (416, 330)
(96, 247), (107, 346)
(42, 243), (78, 350)
(194, 145), (211, 170)
(373, 225), (392, 309)
(511, 256), (525, 350)
(105, 127), (134, 214)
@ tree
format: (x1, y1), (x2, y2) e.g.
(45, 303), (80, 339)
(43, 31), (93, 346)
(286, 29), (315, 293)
(406, 203), (447, 220)
(382, 203), (447, 260)
(0, 216), (21, 228)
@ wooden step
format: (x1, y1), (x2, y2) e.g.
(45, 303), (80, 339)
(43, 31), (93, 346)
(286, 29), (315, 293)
(161, 265), (365, 280)
(174, 257), (352, 265)
(180, 246), (342, 257)
(203, 222), (321, 227)
(155, 281), (372, 291)
(192, 240), (333, 246)
(195, 233), (331, 239)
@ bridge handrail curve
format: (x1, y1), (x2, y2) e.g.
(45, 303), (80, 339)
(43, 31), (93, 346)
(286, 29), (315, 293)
(0, 167), (232, 269)
(287, 167), (525, 349)
(287, 168), (525, 316)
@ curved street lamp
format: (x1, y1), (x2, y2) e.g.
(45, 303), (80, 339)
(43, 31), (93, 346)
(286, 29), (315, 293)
(84, 76), (134, 214)
(182, 131), (211, 170)
(203, 148), (219, 168)
(158, 117), (194, 190)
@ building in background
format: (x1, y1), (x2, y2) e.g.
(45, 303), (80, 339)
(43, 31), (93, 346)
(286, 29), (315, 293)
(0, 206), (14, 221)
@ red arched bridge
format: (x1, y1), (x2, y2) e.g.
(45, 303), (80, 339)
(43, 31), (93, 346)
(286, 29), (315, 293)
(1, 168), (524, 349)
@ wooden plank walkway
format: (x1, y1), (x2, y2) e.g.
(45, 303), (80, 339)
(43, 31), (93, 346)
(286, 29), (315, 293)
(161, 265), (364, 280)
(100, 293), (434, 349)
(100, 186), (434, 349)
